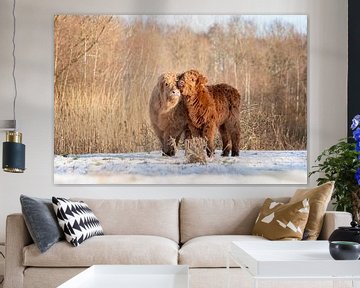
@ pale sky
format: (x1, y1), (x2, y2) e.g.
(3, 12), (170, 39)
(119, 15), (307, 34)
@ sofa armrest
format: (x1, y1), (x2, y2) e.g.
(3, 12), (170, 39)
(318, 211), (352, 240)
(4, 213), (33, 288)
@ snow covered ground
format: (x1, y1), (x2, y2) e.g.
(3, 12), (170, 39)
(54, 150), (307, 184)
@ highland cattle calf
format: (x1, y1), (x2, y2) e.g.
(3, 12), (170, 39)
(149, 72), (188, 156)
(177, 69), (241, 157)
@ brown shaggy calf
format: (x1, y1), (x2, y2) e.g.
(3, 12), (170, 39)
(149, 72), (188, 156)
(177, 69), (241, 157)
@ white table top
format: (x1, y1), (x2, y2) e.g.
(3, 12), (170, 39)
(231, 240), (360, 278)
(58, 265), (189, 288)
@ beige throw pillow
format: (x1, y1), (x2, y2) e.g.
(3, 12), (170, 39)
(252, 198), (310, 240)
(289, 181), (334, 240)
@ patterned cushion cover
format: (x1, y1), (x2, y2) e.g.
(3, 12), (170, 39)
(290, 181), (334, 240)
(252, 198), (310, 240)
(52, 197), (104, 246)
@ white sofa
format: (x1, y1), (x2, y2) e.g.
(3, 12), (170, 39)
(4, 198), (352, 288)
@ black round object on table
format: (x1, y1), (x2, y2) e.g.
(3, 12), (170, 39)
(328, 221), (360, 244)
(329, 241), (360, 260)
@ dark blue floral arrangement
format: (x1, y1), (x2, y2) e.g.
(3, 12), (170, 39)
(351, 114), (360, 186)
(310, 115), (360, 221)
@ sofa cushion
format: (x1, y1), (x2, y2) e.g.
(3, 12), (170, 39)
(179, 235), (267, 268)
(23, 235), (178, 267)
(52, 197), (104, 247)
(180, 198), (289, 243)
(252, 198), (310, 240)
(72, 198), (179, 243)
(24, 268), (86, 288)
(20, 195), (64, 253)
(290, 181), (334, 240)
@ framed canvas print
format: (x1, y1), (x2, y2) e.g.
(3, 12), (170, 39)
(54, 14), (307, 184)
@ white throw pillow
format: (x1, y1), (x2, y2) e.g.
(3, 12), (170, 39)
(52, 197), (103, 247)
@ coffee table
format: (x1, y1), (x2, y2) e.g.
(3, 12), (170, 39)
(58, 265), (189, 288)
(228, 241), (360, 288)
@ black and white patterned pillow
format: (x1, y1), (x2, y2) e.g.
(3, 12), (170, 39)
(52, 197), (104, 247)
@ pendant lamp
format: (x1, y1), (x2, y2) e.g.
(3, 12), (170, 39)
(1, 0), (25, 173)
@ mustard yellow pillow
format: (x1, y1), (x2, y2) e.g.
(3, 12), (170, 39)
(289, 181), (334, 240)
(252, 198), (310, 240)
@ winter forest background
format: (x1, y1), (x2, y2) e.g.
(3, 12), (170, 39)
(54, 15), (307, 155)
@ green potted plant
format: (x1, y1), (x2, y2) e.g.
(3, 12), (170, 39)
(309, 115), (360, 222)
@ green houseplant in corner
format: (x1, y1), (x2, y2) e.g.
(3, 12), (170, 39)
(309, 115), (360, 222)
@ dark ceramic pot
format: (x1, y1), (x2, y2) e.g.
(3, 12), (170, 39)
(328, 221), (360, 244)
(329, 241), (360, 260)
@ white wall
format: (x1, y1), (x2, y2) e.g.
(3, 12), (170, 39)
(0, 0), (348, 242)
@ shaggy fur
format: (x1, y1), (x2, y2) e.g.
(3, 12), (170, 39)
(149, 72), (188, 156)
(177, 69), (241, 157)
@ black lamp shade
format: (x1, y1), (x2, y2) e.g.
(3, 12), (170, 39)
(2, 141), (25, 173)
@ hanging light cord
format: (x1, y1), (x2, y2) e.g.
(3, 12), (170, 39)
(11, 0), (17, 129)
(0, 250), (4, 284)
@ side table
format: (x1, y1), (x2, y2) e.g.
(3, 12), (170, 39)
(227, 240), (360, 288)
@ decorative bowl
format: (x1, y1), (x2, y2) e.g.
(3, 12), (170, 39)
(329, 221), (360, 244)
(329, 241), (360, 260)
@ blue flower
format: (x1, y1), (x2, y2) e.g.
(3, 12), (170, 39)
(352, 115), (360, 130)
(353, 128), (360, 142)
(351, 115), (360, 187)
(356, 168), (360, 186)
